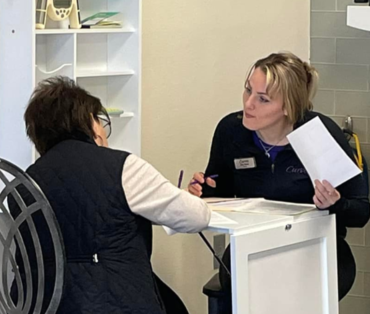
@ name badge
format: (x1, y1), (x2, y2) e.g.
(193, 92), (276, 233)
(234, 157), (256, 170)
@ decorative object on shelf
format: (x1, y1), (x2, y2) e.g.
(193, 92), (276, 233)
(36, 0), (82, 30)
(81, 12), (122, 29)
(105, 108), (124, 116)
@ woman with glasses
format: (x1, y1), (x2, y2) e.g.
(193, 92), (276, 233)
(15, 76), (211, 314)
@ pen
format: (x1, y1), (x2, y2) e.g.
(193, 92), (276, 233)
(177, 170), (184, 188)
(179, 170), (230, 276)
(190, 174), (219, 185)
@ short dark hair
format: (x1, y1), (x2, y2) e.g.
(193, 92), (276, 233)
(24, 76), (108, 155)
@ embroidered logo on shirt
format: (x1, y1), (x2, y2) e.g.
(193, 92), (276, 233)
(234, 158), (256, 169)
(286, 166), (307, 174)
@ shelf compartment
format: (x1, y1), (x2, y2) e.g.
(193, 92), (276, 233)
(78, 0), (139, 31)
(36, 64), (73, 84)
(76, 76), (139, 114)
(108, 113), (140, 155)
(76, 32), (136, 74)
(36, 34), (74, 78)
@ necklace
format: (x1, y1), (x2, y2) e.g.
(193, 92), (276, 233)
(258, 137), (285, 158)
(256, 126), (293, 158)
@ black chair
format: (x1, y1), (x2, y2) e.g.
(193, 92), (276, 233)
(202, 273), (230, 314)
(0, 158), (65, 314)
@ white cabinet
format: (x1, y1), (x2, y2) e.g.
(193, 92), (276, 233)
(207, 212), (339, 314)
(0, 0), (141, 169)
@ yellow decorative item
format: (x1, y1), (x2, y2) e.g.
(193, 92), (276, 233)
(343, 129), (364, 172)
(352, 133), (363, 171)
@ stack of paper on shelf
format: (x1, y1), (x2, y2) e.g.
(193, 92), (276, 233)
(81, 12), (122, 29)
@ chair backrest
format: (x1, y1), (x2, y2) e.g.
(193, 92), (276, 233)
(0, 158), (65, 314)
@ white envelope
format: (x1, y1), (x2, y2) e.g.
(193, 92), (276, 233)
(287, 117), (361, 187)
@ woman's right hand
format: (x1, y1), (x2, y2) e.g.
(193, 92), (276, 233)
(187, 172), (216, 197)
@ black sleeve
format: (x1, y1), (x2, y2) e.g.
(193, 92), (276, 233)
(322, 116), (370, 228)
(202, 118), (235, 197)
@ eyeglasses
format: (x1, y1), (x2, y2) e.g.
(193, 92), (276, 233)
(98, 115), (112, 139)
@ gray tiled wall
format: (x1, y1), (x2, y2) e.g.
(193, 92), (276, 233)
(311, 1), (370, 313)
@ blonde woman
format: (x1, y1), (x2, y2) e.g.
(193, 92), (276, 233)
(188, 52), (369, 306)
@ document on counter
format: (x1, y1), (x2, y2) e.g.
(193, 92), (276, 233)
(163, 211), (237, 236)
(287, 117), (361, 187)
(208, 198), (316, 216)
(209, 211), (238, 225)
(203, 197), (246, 204)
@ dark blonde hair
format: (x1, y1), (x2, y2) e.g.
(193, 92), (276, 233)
(25, 76), (108, 155)
(246, 52), (318, 124)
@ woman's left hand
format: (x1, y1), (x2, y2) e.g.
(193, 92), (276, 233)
(313, 179), (341, 209)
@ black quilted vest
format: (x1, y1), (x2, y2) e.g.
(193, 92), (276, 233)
(25, 136), (166, 314)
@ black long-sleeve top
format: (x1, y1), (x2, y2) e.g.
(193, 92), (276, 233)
(203, 110), (370, 238)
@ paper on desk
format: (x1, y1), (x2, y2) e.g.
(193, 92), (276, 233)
(207, 198), (264, 208)
(209, 198), (315, 216)
(163, 211), (237, 235)
(287, 117), (361, 187)
(209, 211), (238, 225)
(203, 197), (245, 204)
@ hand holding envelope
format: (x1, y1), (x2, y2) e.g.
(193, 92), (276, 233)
(313, 179), (341, 209)
(287, 117), (361, 209)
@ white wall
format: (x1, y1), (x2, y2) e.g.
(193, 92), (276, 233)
(142, 1), (310, 313)
(0, 0), (34, 169)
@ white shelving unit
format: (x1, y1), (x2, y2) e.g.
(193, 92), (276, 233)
(0, 0), (141, 169)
